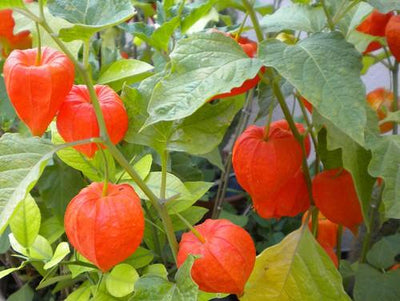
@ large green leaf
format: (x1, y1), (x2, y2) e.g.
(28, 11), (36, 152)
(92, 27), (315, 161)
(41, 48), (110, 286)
(0, 134), (53, 235)
(132, 255), (198, 301)
(259, 32), (367, 145)
(9, 194), (41, 248)
(144, 32), (262, 126)
(123, 84), (244, 155)
(365, 0), (400, 13)
(368, 135), (400, 219)
(241, 227), (350, 301)
(260, 4), (326, 33)
(354, 264), (400, 301)
(367, 234), (400, 269)
(105, 264), (139, 298)
(47, 0), (135, 42)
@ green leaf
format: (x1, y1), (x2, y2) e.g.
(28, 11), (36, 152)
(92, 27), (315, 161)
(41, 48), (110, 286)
(97, 59), (154, 91)
(9, 234), (53, 260)
(123, 247), (154, 269)
(106, 264), (139, 298)
(39, 216), (64, 244)
(181, 0), (217, 33)
(220, 210), (249, 227)
(354, 264), (400, 301)
(44, 242), (70, 270)
(259, 32), (367, 145)
(144, 32), (262, 126)
(131, 255), (198, 301)
(51, 126), (116, 182)
(9, 194), (41, 248)
(339, 2), (373, 37)
(0, 228), (11, 254)
(7, 284), (34, 301)
(317, 128), (343, 170)
(0, 134), (54, 235)
(124, 84), (244, 155)
(170, 206), (208, 231)
(0, 0), (25, 9)
(68, 253), (96, 278)
(0, 261), (27, 279)
(368, 135), (400, 219)
(240, 227), (350, 301)
(36, 156), (86, 222)
(65, 282), (92, 301)
(166, 181), (213, 213)
(117, 154), (153, 181)
(47, 0), (135, 42)
(142, 264), (168, 279)
(365, 0), (400, 13)
(260, 4), (326, 33)
(367, 234), (400, 269)
(0, 74), (16, 125)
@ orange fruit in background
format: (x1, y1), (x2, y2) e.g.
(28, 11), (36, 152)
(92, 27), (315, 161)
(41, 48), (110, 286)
(366, 88), (394, 133)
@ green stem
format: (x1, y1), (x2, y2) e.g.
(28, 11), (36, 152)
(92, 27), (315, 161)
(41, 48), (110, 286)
(360, 185), (383, 263)
(175, 212), (206, 243)
(83, 40), (90, 70)
(311, 207), (319, 237)
(235, 13), (249, 41)
(263, 103), (275, 141)
(336, 224), (343, 266)
(393, 62), (399, 134)
(241, 0), (264, 42)
(142, 203), (164, 261)
(97, 146), (109, 197)
(160, 150), (168, 200)
(320, 0), (335, 30)
(35, 22), (41, 65)
(332, 0), (361, 26)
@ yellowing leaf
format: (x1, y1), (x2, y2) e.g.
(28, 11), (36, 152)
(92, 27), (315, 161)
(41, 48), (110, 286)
(240, 227), (350, 301)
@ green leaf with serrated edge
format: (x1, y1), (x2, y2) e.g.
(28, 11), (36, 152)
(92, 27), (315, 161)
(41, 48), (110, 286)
(354, 264), (400, 301)
(142, 264), (168, 279)
(131, 255), (198, 301)
(368, 135), (400, 219)
(9, 194), (41, 248)
(240, 227), (350, 301)
(36, 156), (85, 222)
(51, 125), (116, 182)
(13, 4), (83, 58)
(123, 247), (154, 269)
(313, 110), (376, 227)
(144, 32), (262, 126)
(181, 0), (217, 33)
(47, 0), (135, 42)
(0, 134), (53, 235)
(171, 206), (208, 231)
(261, 4), (326, 33)
(365, 0), (400, 13)
(105, 264), (139, 298)
(44, 242), (70, 270)
(367, 234), (400, 269)
(39, 216), (64, 244)
(123, 83), (244, 156)
(259, 33), (367, 145)
(0, 261), (27, 279)
(65, 282), (91, 301)
(97, 59), (153, 86)
(0, 0), (25, 9)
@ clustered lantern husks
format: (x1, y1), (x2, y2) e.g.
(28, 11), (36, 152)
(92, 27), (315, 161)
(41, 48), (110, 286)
(3, 47), (74, 136)
(232, 120), (311, 219)
(56, 84), (129, 158)
(64, 182), (145, 272)
(177, 219), (256, 295)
